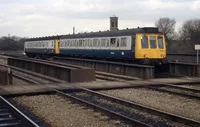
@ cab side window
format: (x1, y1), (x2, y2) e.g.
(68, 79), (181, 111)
(141, 36), (148, 48)
(158, 37), (164, 49)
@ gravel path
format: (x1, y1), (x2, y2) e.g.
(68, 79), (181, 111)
(14, 95), (123, 127)
(100, 88), (200, 122)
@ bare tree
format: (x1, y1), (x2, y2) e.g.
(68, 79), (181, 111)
(0, 36), (25, 51)
(179, 19), (200, 44)
(155, 17), (176, 42)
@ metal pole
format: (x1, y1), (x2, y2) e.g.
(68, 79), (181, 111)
(197, 50), (199, 64)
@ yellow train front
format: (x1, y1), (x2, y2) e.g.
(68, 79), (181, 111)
(135, 33), (166, 65)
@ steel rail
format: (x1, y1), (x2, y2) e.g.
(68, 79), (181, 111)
(144, 85), (200, 100)
(55, 89), (151, 127)
(12, 74), (151, 126)
(151, 84), (200, 94)
(67, 86), (200, 127)
(140, 81), (200, 100)
(6, 57), (200, 126)
(15, 74), (200, 127)
(0, 96), (40, 127)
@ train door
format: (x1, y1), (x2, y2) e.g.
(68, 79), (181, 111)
(55, 39), (60, 54)
(131, 35), (136, 52)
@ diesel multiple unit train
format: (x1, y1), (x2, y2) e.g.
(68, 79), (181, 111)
(24, 27), (167, 64)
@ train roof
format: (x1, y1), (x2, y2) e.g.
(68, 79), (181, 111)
(25, 27), (160, 41)
(60, 27), (160, 39)
(25, 35), (61, 41)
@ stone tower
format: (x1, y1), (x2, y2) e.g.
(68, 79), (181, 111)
(110, 16), (118, 31)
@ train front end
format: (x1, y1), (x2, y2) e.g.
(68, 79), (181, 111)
(135, 33), (167, 65)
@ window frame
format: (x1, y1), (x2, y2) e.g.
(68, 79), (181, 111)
(150, 36), (157, 49)
(158, 36), (164, 49)
(141, 36), (149, 49)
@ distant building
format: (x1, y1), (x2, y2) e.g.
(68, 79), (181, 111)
(110, 16), (118, 31)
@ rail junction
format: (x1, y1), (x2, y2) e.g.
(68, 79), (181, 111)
(1, 53), (200, 127)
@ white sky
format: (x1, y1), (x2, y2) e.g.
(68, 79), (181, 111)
(0, 0), (200, 37)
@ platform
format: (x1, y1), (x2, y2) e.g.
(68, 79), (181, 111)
(1, 77), (200, 96)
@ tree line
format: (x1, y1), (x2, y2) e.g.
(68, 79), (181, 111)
(155, 18), (200, 54)
(0, 36), (26, 51)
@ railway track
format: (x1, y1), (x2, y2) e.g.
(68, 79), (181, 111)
(141, 82), (200, 100)
(96, 72), (139, 81)
(5, 56), (200, 100)
(0, 96), (40, 127)
(2, 56), (200, 126)
(22, 57), (200, 100)
(13, 69), (200, 127)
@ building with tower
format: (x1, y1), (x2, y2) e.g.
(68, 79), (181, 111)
(110, 16), (118, 31)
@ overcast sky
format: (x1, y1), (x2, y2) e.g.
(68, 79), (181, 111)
(0, 0), (200, 37)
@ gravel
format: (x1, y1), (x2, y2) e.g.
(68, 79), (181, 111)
(74, 91), (188, 127)
(13, 95), (123, 127)
(100, 88), (200, 122)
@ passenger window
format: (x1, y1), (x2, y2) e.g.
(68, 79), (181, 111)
(84, 39), (87, 47)
(116, 38), (120, 47)
(90, 39), (93, 47)
(68, 40), (71, 47)
(106, 39), (109, 47)
(76, 40), (78, 47)
(73, 40), (76, 47)
(101, 39), (106, 47)
(65, 41), (67, 47)
(70, 40), (73, 47)
(93, 39), (98, 47)
(52, 41), (54, 47)
(110, 38), (116, 47)
(72, 40), (74, 47)
(82, 40), (84, 47)
(87, 40), (89, 47)
(71, 40), (73, 47)
(78, 40), (82, 47)
(150, 36), (156, 48)
(120, 37), (127, 47)
(98, 39), (101, 47)
(141, 36), (148, 48)
(88, 40), (91, 47)
(158, 37), (164, 49)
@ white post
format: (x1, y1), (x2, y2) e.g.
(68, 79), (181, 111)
(195, 45), (200, 64)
